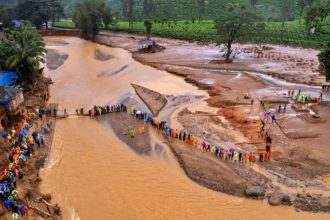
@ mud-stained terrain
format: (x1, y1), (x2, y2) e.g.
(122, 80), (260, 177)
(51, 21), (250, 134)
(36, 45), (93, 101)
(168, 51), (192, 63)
(96, 32), (325, 86)
(98, 112), (151, 155)
(40, 34), (330, 219)
(46, 49), (69, 70)
(132, 83), (167, 116)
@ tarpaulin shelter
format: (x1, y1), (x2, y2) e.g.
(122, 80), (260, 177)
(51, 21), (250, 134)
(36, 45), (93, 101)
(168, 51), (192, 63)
(0, 86), (24, 111)
(0, 71), (18, 86)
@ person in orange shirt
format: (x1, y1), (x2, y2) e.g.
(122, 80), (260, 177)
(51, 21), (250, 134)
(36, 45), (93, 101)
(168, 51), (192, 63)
(252, 152), (256, 162)
(173, 129), (178, 138)
(242, 154), (247, 163)
(249, 152), (253, 163)
(138, 125), (145, 135)
(190, 136), (195, 146)
(194, 139), (198, 148)
(3, 169), (8, 177)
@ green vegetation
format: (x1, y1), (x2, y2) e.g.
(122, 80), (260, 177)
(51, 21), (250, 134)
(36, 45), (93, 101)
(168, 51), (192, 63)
(318, 44), (330, 82)
(0, 22), (46, 86)
(214, 4), (263, 61)
(53, 18), (330, 49)
(16, 0), (63, 29)
(73, 0), (112, 39)
(143, 19), (152, 39)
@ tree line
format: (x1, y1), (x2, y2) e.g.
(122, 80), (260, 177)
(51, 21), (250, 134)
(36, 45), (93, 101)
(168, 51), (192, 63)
(0, 0), (63, 29)
(0, 0), (329, 81)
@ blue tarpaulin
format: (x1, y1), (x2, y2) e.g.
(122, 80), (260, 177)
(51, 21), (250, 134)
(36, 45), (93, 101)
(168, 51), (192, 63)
(0, 71), (18, 86)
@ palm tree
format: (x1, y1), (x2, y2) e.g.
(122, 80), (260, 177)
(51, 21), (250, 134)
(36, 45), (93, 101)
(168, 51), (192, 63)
(144, 19), (152, 39)
(5, 22), (46, 87)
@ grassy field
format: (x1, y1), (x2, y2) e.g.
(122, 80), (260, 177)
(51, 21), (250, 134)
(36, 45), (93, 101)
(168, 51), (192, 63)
(53, 19), (330, 49)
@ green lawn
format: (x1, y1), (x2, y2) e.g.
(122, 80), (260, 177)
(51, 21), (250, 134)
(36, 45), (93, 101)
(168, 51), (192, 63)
(53, 20), (76, 29)
(53, 19), (330, 49)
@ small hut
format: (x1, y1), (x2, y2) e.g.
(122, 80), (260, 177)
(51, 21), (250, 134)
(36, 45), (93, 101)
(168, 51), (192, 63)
(138, 39), (156, 50)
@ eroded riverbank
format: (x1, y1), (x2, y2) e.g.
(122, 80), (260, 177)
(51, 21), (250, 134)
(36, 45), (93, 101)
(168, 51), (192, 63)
(40, 36), (330, 219)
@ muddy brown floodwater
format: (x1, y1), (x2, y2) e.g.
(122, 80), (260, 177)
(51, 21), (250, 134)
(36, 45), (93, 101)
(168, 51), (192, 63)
(40, 37), (330, 220)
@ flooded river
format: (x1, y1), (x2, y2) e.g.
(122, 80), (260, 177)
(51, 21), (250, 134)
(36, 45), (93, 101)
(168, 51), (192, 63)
(40, 37), (329, 220)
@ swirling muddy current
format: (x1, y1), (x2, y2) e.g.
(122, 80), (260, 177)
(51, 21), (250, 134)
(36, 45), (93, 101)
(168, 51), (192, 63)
(40, 37), (329, 220)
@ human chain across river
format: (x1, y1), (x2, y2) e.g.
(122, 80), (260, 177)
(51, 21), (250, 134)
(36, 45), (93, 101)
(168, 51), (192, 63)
(49, 103), (275, 164)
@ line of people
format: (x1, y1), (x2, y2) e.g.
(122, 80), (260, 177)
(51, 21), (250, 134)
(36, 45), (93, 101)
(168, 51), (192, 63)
(288, 89), (322, 103)
(126, 105), (271, 164)
(0, 110), (52, 220)
(322, 85), (330, 92)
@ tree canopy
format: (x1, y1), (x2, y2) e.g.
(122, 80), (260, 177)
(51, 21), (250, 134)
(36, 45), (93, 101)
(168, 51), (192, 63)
(16, 0), (63, 29)
(214, 4), (263, 61)
(73, 0), (112, 39)
(144, 19), (152, 39)
(0, 22), (46, 86)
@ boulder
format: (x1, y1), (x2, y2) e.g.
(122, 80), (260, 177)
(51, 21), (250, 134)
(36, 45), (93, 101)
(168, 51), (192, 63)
(245, 185), (266, 198)
(268, 191), (284, 206)
(282, 194), (293, 205)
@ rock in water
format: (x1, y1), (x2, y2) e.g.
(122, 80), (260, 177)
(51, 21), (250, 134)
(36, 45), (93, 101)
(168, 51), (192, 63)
(245, 185), (266, 198)
(268, 191), (284, 206)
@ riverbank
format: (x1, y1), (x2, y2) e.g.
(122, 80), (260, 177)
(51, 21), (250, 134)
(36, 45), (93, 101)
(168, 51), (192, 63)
(39, 35), (330, 218)
(99, 83), (330, 212)
(0, 67), (61, 219)
(95, 31), (326, 86)
(90, 33), (330, 212)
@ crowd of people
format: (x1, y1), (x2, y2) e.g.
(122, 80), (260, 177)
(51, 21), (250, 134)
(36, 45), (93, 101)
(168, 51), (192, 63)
(287, 89), (323, 103)
(0, 110), (52, 220)
(124, 105), (273, 164)
(322, 85), (330, 92)
(72, 104), (127, 117)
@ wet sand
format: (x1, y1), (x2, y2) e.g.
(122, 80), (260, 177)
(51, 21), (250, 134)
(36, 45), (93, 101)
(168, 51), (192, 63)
(99, 112), (151, 155)
(40, 36), (330, 219)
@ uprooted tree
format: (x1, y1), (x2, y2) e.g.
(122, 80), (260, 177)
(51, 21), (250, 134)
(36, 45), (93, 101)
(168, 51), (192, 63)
(214, 4), (263, 62)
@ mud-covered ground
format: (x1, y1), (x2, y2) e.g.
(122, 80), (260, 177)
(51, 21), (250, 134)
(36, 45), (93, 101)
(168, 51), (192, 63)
(98, 112), (151, 155)
(93, 32), (330, 212)
(96, 32), (326, 86)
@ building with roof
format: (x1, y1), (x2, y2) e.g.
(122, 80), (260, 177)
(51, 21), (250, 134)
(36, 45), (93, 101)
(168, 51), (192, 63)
(138, 39), (156, 49)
